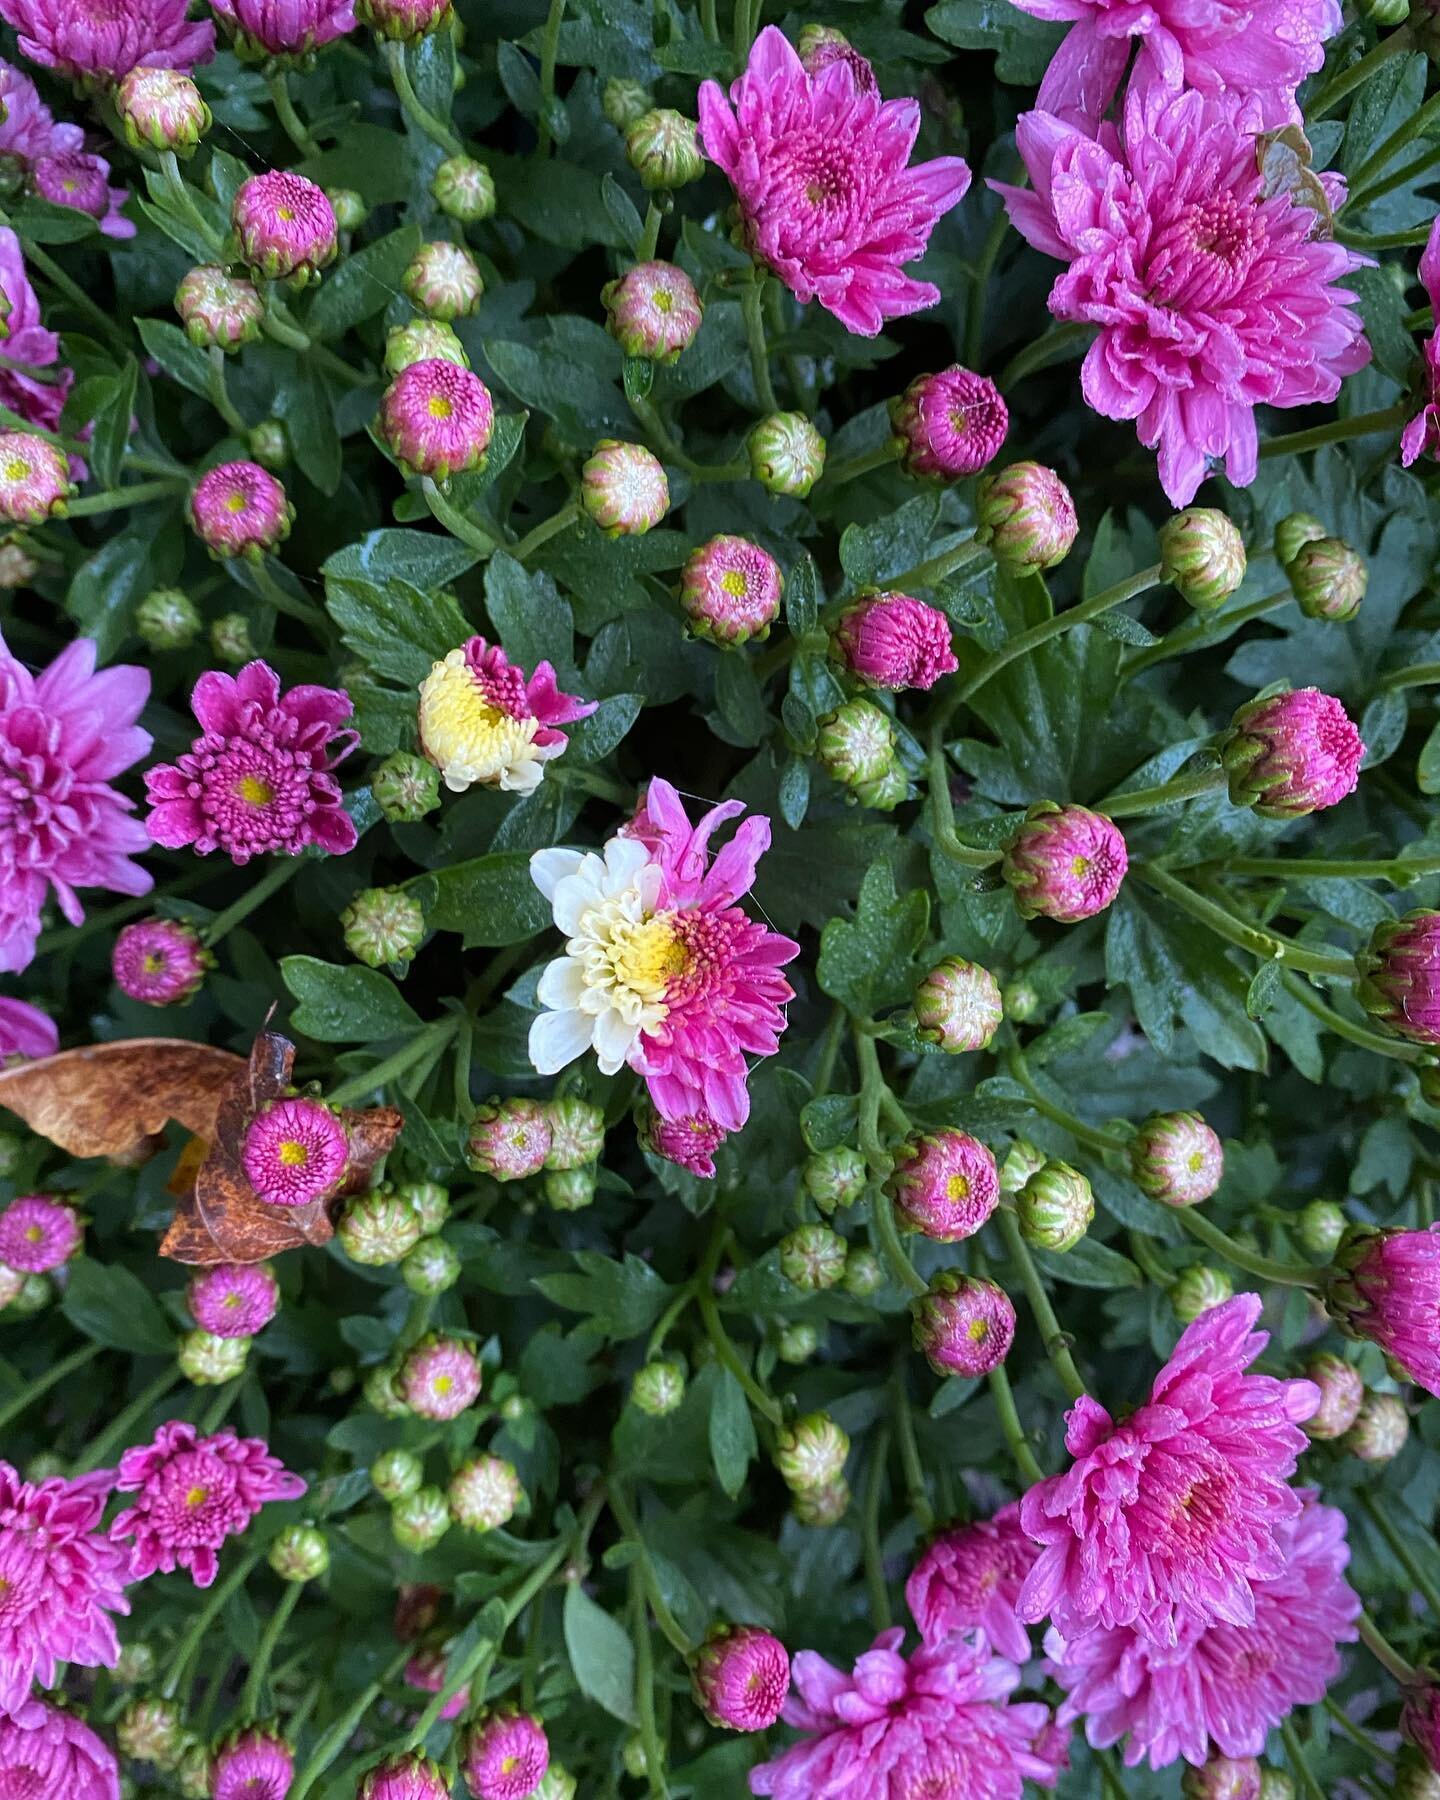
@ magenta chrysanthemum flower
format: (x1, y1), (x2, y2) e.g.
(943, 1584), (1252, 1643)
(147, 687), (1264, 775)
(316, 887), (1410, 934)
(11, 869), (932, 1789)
(993, 74), (1370, 508)
(379, 358), (494, 481)
(1403, 219), (1440, 467)
(691, 1625), (791, 1731)
(110, 1421), (306, 1588)
(33, 150), (134, 239)
(188, 460), (293, 559)
(1358, 911), (1440, 1045)
(1048, 1492), (1358, 1770)
(1223, 687), (1364, 818)
(892, 367), (1009, 480)
(0, 1193), (81, 1272)
(401, 1334), (482, 1421)
(699, 28), (970, 335)
(210, 0), (355, 60)
(361, 1756), (451, 1800)
(906, 1503), (1039, 1665)
(211, 1725), (293, 1800)
(1002, 802), (1127, 924)
(913, 1273), (1016, 1377)
(232, 169), (337, 284)
(143, 659), (357, 863)
(241, 1096), (349, 1207)
(406, 1650), (471, 1721)
(0, 626), (152, 976)
(0, 995), (57, 1060)
(832, 594), (958, 692)
(187, 1262), (280, 1339)
(0, 1463), (130, 1712)
(0, 226), (76, 440)
(462, 1709), (549, 1800)
(0, 57), (80, 164)
(0, 0), (214, 81)
(0, 1700), (119, 1800)
(111, 916), (210, 1005)
(887, 1130), (1000, 1242)
(679, 534), (784, 647)
(418, 636), (595, 797)
(1328, 1226), (1440, 1397)
(1010, 0), (1340, 130)
(1017, 1293), (1320, 1648)
(639, 1105), (729, 1178)
(749, 1626), (1065, 1798)
(530, 777), (800, 1137)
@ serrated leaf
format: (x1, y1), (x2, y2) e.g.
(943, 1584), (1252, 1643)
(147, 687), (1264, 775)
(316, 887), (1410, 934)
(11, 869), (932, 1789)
(533, 1251), (674, 1338)
(485, 552), (573, 671)
(62, 1259), (173, 1354)
(817, 859), (929, 1017)
(427, 851), (551, 947)
(280, 957), (422, 1041)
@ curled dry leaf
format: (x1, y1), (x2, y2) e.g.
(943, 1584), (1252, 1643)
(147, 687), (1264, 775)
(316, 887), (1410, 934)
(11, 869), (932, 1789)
(0, 1039), (245, 1160)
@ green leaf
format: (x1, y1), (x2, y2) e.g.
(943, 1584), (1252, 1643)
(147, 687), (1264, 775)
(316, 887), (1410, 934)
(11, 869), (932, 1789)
(88, 358), (138, 491)
(305, 225), (422, 341)
(563, 1582), (636, 1725)
(1032, 1240), (1143, 1290)
(784, 554), (822, 637)
(14, 199), (99, 243)
(601, 172), (644, 256)
(817, 859), (929, 1017)
(839, 495), (941, 590)
(322, 569), (471, 686)
(1246, 958), (1282, 1019)
(565, 693), (641, 763)
(1419, 717), (1440, 795)
(136, 318), (214, 406)
(62, 1259), (173, 1354)
(427, 851), (552, 947)
(1104, 889), (1267, 1071)
(924, 0), (1065, 84)
(778, 755), (810, 830)
(623, 355), (654, 406)
(533, 1251), (674, 1338)
(323, 528), (480, 592)
(485, 552), (573, 670)
(276, 361), (341, 496)
(705, 1366), (758, 1500)
(280, 957), (423, 1040)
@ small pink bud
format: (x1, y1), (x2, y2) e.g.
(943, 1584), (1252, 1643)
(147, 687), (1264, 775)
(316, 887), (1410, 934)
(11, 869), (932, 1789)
(913, 955), (1002, 1052)
(911, 1272), (1016, 1376)
(189, 460), (293, 559)
(679, 534), (783, 646)
(232, 170), (337, 285)
(1357, 910), (1440, 1044)
(688, 1625), (790, 1731)
(379, 359), (494, 480)
(638, 1104), (729, 1178)
(0, 430), (71, 525)
(360, 1754), (452, 1800)
(400, 1333), (482, 1421)
(602, 261), (702, 362)
(885, 1130), (999, 1242)
(111, 917), (212, 1005)
(1223, 687), (1364, 818)
(240, 1095), (349, 1207)
(210, 1726), (294, 1799)
(890, 366), (1008, 481)
(1129, 1112), (1224, 1207)
(448, 1455), (522, 1531)
(462, 1708), (549, 1800)
(1404, 1682), (1440, 1781)
(117, 67), (210, 153)
(1326, 1226), (1440, 1398)
(187, 1262), (279, 1338)
(831, 593), (957, 692)
(796, 23), (877, 92)
(975, 461), (1077, 572)
(1181, 1757), (1262, 1800)
(1302, 1351), (1364, 1440)
(580, 440), (669, 536)
(1002, 802), (1127, 924)
(357, 0), (452, 39)
(0, 1194), (81, 1273)
(404, 241), (483, 320)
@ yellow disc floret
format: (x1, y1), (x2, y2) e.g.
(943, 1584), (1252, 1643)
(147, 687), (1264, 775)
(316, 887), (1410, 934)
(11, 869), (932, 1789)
(418, 650), (548, 795)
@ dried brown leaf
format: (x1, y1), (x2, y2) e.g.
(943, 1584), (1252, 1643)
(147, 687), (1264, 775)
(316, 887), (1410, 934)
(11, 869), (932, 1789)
(0, 1040), (245, 1161)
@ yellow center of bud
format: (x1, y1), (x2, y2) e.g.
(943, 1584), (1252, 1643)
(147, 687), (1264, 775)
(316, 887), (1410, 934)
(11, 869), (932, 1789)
(143, 952), (166, 974)
(945, 1174), (970, 1203)
(224, 492), (248, 514)
(1070, 855), (1089, 877)
(186, 1485), (209, 1507)
(24, 1225), (41, 1242)
(966, 1319), (990, 1343)
(237, 775), (273, 805)
(4, 458), (29, 481)
(277, 1139), (309, 1168)
(277, 206), (295, 221)
(427, 395), (453, 420)
(654, 288), (674, 313)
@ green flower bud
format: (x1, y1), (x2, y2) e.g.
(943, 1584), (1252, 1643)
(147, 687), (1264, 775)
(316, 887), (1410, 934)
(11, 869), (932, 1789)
(448, 1453), (523, 1531)
(268, 1524), (329, 1582)
(603, 78), (654, 130)
(1296, 1198), (1347, 1258)
(1130, 1112), (1224, 1208)
(1345, 1391), (1409, 1463)
(432, 154), (496, 222)
(791, 1475), (850, 1525)
(371, 749), (443, 822)
(135, 586), (201, 650)
(176, 1739), (212, 1800)
(396, 1179), (450, 1234)
(817, 699), (897, 792)
(1170, 1264), (1233, 1324)
(384, 317), (469, 377)
(117, 1697), (185, 1769)
(115, 1642), (157, 1686)
(622, 1735), (650, 1778)
(852, 760), (909, 812)
(1258, 1774), (1296, 1800)
(499, 1393), (528, 1423)
(1001, 977), (1042, 1023)
(364, 1360), (410, 1418)
(327, 187), (368, 232)
(999, 1138), (1046, 1195)
(748, 412), (826, 497)
(544, 1165), (597, 1212)
(391, 1485), (451, 1551)
(403, 240), (483, 322)
(543, 1095), (605, 1170)
(778, 1321), (820, 1363)
(534, 1767), (578, 1800)
(210, 611), (255, 665)
(631, 1358), (686, 1415)
(402, 1235), (460, 1294)
(625, 108), (703, 190)
(178, 1328), (248, 1384)
(371, 1447), (425, 1501)
(841, 1246), (884, 1297)
(974, 461), (1078, 573)
(1273, 511), (1326, 569)
(801, 1145), (867, 1213)
(341, 886), (426, 969)
(774, 1411), (848, 1491)
(1159, 507), (1246, 610)
(913, 955), (1003, 1053)
(338, 1190), (424, 1266)
(247, 419), (288, 470)
(1286, 536), (1366, 622)
(1017, 1159), (1095, 1252)
(779, 1223), (847, 1291)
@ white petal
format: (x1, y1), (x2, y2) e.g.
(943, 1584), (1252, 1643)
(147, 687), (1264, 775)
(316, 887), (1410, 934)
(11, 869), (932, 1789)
(536, 954), (586, 1010)
(553, 859), (607, 936)
(603, 835), (652, 889)
(501, 758), (545, 795)
(528, 1007), (594, 1074)
(530, 848), (585, 903)
(592, 1005), (642, 1074)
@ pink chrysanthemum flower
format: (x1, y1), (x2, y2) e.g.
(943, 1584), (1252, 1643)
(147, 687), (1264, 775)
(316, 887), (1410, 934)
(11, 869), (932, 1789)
(187, 1262), (280, 1339)
(0, 226), (76, 441)
(1403, 219), (1440, 467)
(892, 367), (1009, 480)
(1009, 0), (1340, 130)
(691, 1625), (791, 1731)
(0, 0), (214, 82)
(0, 1700), (120, 1800)
(232, 169), (337, 284)
(0, 56), (80, 164)
(361, 1755), (451, 1800)
(211, 1725), (293, 1800)
(0, 626), (152, 976)
(749, 1626), (1065, 1798)
(906, 1503), (1039, 1665)
(1002, 802), (1127, 925)
(698, 27), (971, 336)
(241, 1096), (349, 1207)
(406, 1649), (471, 1721)
(379, 358), (494, 481)
(1358, 911), (1440, 1045)
(462, 1708), (549, 1800)
(639, 1104), (729, 1178)
(110, 1421), (306, 1588)
(0, 995), (57, 1060)
(993, 74), (1370, 508)
(1048, 1492), (1359, 1769)
(1223, 687), (1364, 818)
(1328, 1226), (1440, 1397)
(0, 1193), (81, 1271)
(832, 594), (958, 692)
(0, 1463), (130, 1712)
(529, 777), (800, 1137)
(111, 916), (210, 1005)
(143, 659), (358, 863)
(210, 0), (355, 60)
(1017, 1293), (1320, 1648)
(32, 150), (133, 240)
(418, 636), (595, 797)
(679, 534), (784, 646)
(401, 1335), (482, 1421)
(886, 1129), (1000, 1242)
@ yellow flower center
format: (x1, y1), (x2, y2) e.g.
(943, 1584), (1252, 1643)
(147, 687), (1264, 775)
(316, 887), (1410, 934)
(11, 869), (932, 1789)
(945, 1173), (970, 1203)
(23, 1225), (42, 1243)
(186, 1485), (209, 1507)
(224, 491), (249, 513)
(277, 1139), (309, 1168)
(1070, 855), (1090, 877)
(418, 651), (542, 793)
(277, 206), (295, 221)
(237, 774), (274, 805)
(966, 1318), (990, 1343)
(604, 914), (686, 996)
(434, 1374), (453, 1395)
(720, 569), (749, 598)
(427, 395), (454, 420)
(4, 458), (29, 481)
(654, 288), (674, 313)
(143, 952), (167, 974)
(1188, 1150), (1206, 1172)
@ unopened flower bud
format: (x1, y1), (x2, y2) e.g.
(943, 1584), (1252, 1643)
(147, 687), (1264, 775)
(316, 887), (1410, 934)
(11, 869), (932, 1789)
(999, 1138), (1046, 1195)
(1129, 1112), (1224, 1207)
(339, 1190), (424, 1266)
(689, 1624), (790, 1731)
(602, 261), (702, 362)
(211, 611), (256, 664)
(115, 1642), (157, 1687)
(841, 1247), (883, 1297)
(432, 154), (495, 222)
(1159, 508), (1246, 610)
(448, 1454), (522, 1531)
(779, 1223), (847, 1290)
(247, 419), (288, 471)
(581, 439), (668, 536)
(1296, 1198), (1347, 1257)
(233, 170), (337, 286)
(603, 77), (653, 130)
(1223, 687), (1364, 818)
(853, 760), (909, 811)
(631, 1358), (685, 1415)
(1346, 1390), (1409, 1463)
(372, 749), (442, 822)
(391, 1485), (451, 1551)
(792, 1475), (850, 1525)
(749, 412), (825, 497)
(774, 1412), (849, 1491)
(797, 21), (877, 88)
(891, 366), (1007, 481)
(1257, 1773), (1295, 1800)
(176, 264), (262, 351)
(5, 1272), (50, 1317)
(1181, 1758), (1261, 1800)
(341, 886), (426, 969)
(680, 533), (782, 645)
(1396, 1749), (1440, 1800)
(467, 1097), (552, 1179)
(1002, 801), (1128, 924)
(887, 1130), (998, 1242)
(380, 358), (494, 481)
(396, 1180), (448, 1235)
(190, 462), (292, 560)
(178, 1328), (249, 1384)
(117, 67), (210, 154)
(778, 1321), (819, 1363)
(364, 1360), (409, 1417)
(401, 1334), (481, 1420)
(543, 1096), (605, 1170)
(975, 461), (1078, 572)
(1274, 511), (1327, 569)
(112, 917), (211, 1006)
(912, 1273), (1016, 1377)
(359, 1755), (450, 1800)
(0, 542), (36, 590)
(137, 587), (202, 650)
(1017, 1160), (1094, 1252)
(0, 431), (70, 525)
(913, 956), (1002, 1052)
(801, 1145), (866, 1212)
(1405, 1683), (1440, 1783)
(1287, 537), (1366, 622)
(462, 1708), (550, 1800)
(544, 1166), (596, 1211)
(626, 107), (703, 189)
(1171, 1264), (1233, 1323)
(117, 1697), (185, 1768)
(385, 317), (469, 377)
(403, 240), (483, 320)
(817, 698), (897, 792)
(356, 0), (452, 41)
(1303, 1351), (1364, 1439)
(1002, 977), (1042, 1023)
(328, 187), (368, 232)
(402, 1235), (460, 1294)
(832, 593), (957, 692)
(269, 1524), (329, 1582)
(371, 1448), (424, 1502)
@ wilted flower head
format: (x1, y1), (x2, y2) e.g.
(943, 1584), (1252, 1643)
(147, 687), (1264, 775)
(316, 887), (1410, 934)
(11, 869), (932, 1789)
(1002, 802), (1127, 924)
(699, 28), (970, 335)
(0, 1702), (121, 1800)
(892, 366), (1008, 480)
(748, 1626), (1066, 1798)
(418, 636), (595, 796)
(887, 1130), (999, 1242)
(210, 0), (355, 60)
(0, 1192), (80, 1271)
(111, 1421), (305, 1587)
(1358, 911), (1440, 1045)
(1327, 1225), (1440, 1397)
(143, 659), (357, 862)
(379, 358), (494, 481)
(680, 534), (783, 646)
(831, 593), (958, 692)
(1018, 1294), (1319, 1647)
(994, 76), (1369, 507)
(603, 259), (703, 361)
(111, 917), (211, 1005)
(690, 1624), (791, 1731)
(233, 170), (338, 285)
(1223, 687), (1364, 818)
(187, 1262), (280, 1338)
(906, 1503), (1039, 1664)
(0, 0), (215, 81)
(462, 1708), (549, 1800)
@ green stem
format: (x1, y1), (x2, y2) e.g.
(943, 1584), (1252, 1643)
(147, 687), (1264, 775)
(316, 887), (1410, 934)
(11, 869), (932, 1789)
(999, 320), (1090, 389)
(512, 496), (579, 561)
(1322, 1695), (1393, 1762)
(629, 1568), (671, 1800)
(701, 0), (719, 40)
(966, 196), (1014, 368)
(328, 1015), (460, 1107)
(645, 1283), (697, 1361)
(66, 478), (185, 517)
(35, 870), (214, 956)
(1349, 114), (1440, 210)
(1361, 1491), (1440, 1616)
(627, 394), (694, 471)
(1122, 589), (1291, 679)
(260, 302), (311, 353)
(420, 475), (501, 554)
(854, 1028), (928, 1298)
(954, 564), (1162, 707)
(1258, 401), (1409, 461)
(696, 1220), (784, 1427)
(1306, 24), (1412, 119)
(384, 39), (462, 155)
(288, 1647), (410, 1800)
(1128, 1230), (1174, 1289)
(862, 1425), (893, 1630)
(239, 1581), (301, 1720)
(818, 441), (901, 491)
(162, 1547), (265, 1699)
(996, 1208), (1086, 1401)
(610, 1483), (694, 1656)
(1133, 864), (1357, 977)
(1100, 764), (1227, 818)
(536, 0), (568, 155)
(741, 275), (779, 414)
(22, 238), (129, 351)
(249, 559), (328, 632)
(1170, 1204), (1320, 1288)
(266, 69), (321, 157)
(1336, 222), (1435, 250)
(206, 346), (247, 434)
(198, 1379), (243, 1435)
(987, 1361), (1045, 1487)
(72, 1364), (183, 1472)
(893, 1366), (935, 1533)
(1358, 1608), (1416, 1684)
(0, 1341), (103, 1434)
(927, 731), (1003, 869)
(1281, 968), (1431, 1062)
(1219, 852), (1440, 883)
(1006, 1050), (1131, 1155)
(203, 855), (308, 948)
(887, 534), (988, 596)
(1280, 1717), (1328, 1800)
(637, 200), (662, 262)
(811, 1001), (847, 1100)
(1380, 661), (1440, 691)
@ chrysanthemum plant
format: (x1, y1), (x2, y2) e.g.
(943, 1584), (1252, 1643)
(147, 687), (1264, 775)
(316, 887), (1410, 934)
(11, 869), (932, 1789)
(5, 0), (1440, 1794)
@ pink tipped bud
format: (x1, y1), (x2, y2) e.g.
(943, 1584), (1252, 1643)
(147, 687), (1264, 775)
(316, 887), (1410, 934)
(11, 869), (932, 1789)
(689, 1625), (790, 1731)
(912, 1272), (1016, 1376)
(360, 1754), (452, 1800)
(189, 460), (293, 559)
(232, 170), (337, 285)
(679, 533), (783, 645)
(268, 1523), (328, 1582)
(543, 1097), (605, 1171)
(602, 261), (702, 362)
(831, 592), (958, 692)
(1223, 687), (1364, 818)
(111, 917), (211, 1005)
(1171, 1264), (1233, 1323)
(462, 1708), (549, 1800)
(379, 359), (494, 481)
(1327, 1226), (1440, 1397)
(1129, 1112), (1224, 1207)
(400, 1333), (482, 1421)
(448, 1455), (522, 1532)
(1404, 1682), (1440, 1779)
(913, 955), (1002, 1052)
(403, 241), (483, 321)
(885, 1130), (999, 1242)
(432, 155), (496, 223)
(0, 1194), (81, 1273)
(186, 1262), (279, 1338)
(391, 1486), (450, 1550)
(210, 1727), (293, 1798)
(796, 22), (877, 91)
(975, 461), (1078, 572)
(466, 1097), (552, 1180)
(891, 366), (1008, 481)
(1302, 1351), (1364, 1439)
(0, 431), (71, 525)
(581, 440), (669, 536)
(357, 0), (451, 37)
(1287, 536), (1366, 622)
(1159, 508), (1246, 610)
(1346, 1390), (1409, 1463)
(241, 1095), (348, 1207)
(176, 265), (262, 350)
(117, 67), (210, 154)
(1002, 802), (1127, 924)
(816, 698), (897, 792)
(1357, 910), (1440, 1043)
(1181, 1757), (1262, 1800)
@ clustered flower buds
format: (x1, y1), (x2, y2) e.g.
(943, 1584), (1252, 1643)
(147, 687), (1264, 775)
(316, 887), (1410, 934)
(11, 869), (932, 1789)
(779, 1222), (847, 1290)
